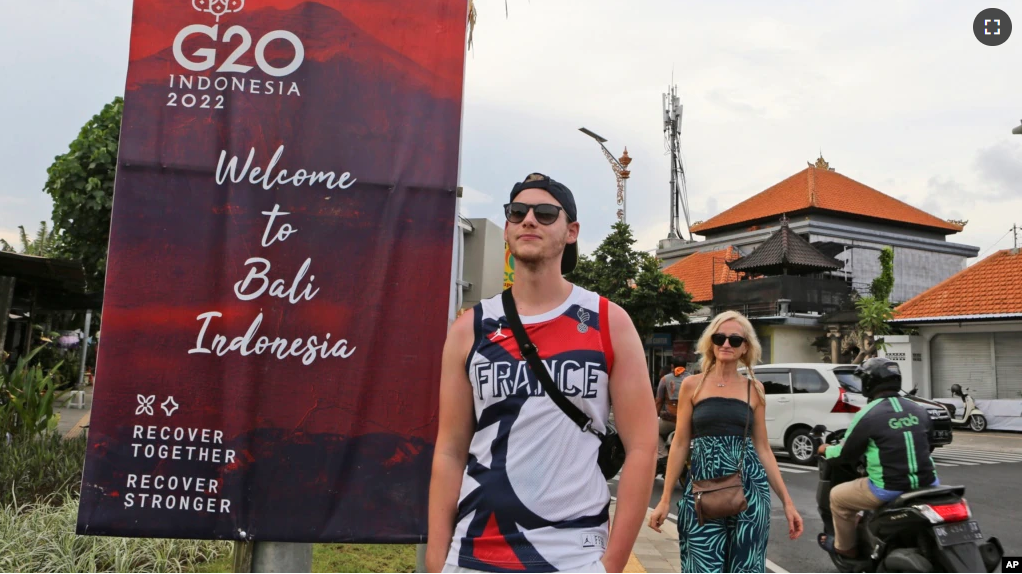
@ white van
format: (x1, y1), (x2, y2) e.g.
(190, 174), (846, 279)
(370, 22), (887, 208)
(748, 363), (863, 465)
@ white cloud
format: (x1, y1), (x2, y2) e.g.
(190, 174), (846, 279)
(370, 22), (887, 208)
(2, 0), (1020, 273)
(973, 141), (1022, 199)
(0, 228), (19, 248)
(459, 185), (499, 220)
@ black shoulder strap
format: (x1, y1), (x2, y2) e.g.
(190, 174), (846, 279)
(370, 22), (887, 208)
(501, 288), (598, 435)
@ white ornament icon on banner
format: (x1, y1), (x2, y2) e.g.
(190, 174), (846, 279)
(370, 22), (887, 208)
(161, 396), (180, 417)
(192, 0), (244, 21)
(136, 395), (156, 416)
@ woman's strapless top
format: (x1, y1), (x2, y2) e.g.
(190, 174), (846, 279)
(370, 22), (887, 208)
(691, 396), (753, 438)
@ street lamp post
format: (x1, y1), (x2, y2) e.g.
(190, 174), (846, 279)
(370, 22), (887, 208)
(579, 127), (630, 224)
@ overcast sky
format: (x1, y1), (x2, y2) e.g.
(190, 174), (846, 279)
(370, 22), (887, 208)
(2, 0), (1021, 264)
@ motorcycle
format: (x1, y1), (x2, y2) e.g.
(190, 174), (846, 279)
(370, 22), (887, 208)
(811, 425), (1003, 572)
(934, 384), (987, 432)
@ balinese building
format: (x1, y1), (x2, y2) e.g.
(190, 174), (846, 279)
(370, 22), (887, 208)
(885, 248), (1022, 401)
(654, 156), (980, 370)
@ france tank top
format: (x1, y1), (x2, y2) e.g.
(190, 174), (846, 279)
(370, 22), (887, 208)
(446, 285), (615, 572)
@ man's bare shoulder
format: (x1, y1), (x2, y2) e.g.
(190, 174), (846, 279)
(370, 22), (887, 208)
(445, 308), (476, 354)
(605, 300), (633, 326)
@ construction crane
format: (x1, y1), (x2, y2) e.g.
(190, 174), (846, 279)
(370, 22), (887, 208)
(579, 127), (632, 224)
(663, 85), (692, 240)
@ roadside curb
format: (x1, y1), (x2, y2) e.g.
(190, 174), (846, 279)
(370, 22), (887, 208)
(623, 553), (646, 573)
(63, 410), (90, 440)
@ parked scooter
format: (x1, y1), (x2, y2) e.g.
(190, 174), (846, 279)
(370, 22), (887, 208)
(934, 384), (987, 432)
(811, 425), (1003, 572)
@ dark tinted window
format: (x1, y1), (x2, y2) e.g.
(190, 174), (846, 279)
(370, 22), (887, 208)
(834, 369), (862, 393)
(792, 369), (829, 393)
(755, 371), (791, 395)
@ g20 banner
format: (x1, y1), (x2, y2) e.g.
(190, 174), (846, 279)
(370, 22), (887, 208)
(77, 0), (468, 542)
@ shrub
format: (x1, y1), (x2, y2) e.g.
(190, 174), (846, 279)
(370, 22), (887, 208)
(1, 433), (87, 508)
(1, 345), (66, 437)
(0, 492), (232, 572)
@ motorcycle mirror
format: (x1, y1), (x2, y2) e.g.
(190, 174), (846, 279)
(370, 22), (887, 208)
(909, 387), (918, 396)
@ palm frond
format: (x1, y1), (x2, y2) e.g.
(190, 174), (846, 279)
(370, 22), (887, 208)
(9, 222), (58, 256)
(33, 221), (48, 255)
(17, 225), (29, 253)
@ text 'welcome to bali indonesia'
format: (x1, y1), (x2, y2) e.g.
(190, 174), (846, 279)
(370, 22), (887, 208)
(187, 144), (361, 366)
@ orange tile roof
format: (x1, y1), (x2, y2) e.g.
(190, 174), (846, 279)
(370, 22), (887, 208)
(689, 167), (964, 235)
(663, 246), (742, 303)
(893, 249), (1022, 320)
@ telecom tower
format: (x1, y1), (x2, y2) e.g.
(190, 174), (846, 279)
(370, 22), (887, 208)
(662, 85), (692, 244)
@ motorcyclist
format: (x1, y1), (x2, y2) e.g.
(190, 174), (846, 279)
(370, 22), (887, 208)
(817, 357), (939, 559)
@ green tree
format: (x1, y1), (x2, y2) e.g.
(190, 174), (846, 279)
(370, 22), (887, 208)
(0, 222), (59, 256)
(852, 295), (894, 364)
(852, 246), (896, 364)
(43, 97), (122, 291)
(567, 222), (698, 340)
(870, 246), (895, 302)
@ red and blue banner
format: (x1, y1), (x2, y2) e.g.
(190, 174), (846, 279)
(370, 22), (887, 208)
(77, 0), (467, 542)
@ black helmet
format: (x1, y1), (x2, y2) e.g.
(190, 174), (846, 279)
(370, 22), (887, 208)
(855, 357), (902, 399)
(951, 384), (963, 397)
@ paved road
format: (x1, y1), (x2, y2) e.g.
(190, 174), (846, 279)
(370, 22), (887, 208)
(610, 431), (1022, 573)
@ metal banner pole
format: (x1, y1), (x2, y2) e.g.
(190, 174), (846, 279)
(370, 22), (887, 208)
(76, 308), (92, 389)
(250, 542), (313, 573)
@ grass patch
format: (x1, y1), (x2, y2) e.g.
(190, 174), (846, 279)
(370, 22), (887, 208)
(0, 493), (232, 572)
(193, 543), (417, 573)
(1, 433), (414, 573)
(1, 432), (88, 508)
(313, 543), (417, 573)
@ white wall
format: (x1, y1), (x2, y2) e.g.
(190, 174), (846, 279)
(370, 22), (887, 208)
(463, 218), (506, 308)
(763, 326), (822, 364)
(879, 335), (925, 394)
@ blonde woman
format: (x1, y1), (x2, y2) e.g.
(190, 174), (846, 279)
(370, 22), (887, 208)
(648, 311), (804, 572)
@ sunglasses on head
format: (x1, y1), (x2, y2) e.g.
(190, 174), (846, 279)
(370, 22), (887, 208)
(711, 333), (746, 348)
(504, 202), (564, 225)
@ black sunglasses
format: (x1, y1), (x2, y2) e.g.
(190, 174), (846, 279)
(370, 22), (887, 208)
(504, 202), (564, 225)
(711, 333), (746, 348)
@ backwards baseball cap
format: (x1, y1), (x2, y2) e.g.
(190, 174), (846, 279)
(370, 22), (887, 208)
(508, 173), (578, 274)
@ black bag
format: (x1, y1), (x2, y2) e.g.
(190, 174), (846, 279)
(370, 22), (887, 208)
(501, 289), (626, 480)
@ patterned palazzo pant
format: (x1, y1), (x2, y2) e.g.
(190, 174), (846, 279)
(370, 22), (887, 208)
(677, 436), (771, 573)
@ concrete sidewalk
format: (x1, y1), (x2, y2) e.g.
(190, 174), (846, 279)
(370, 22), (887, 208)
(610, 502), (680, 573)
(55, 384), (93, 439)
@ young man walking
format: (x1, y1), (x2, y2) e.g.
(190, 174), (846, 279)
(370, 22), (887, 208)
(427, 173), (658, 573)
